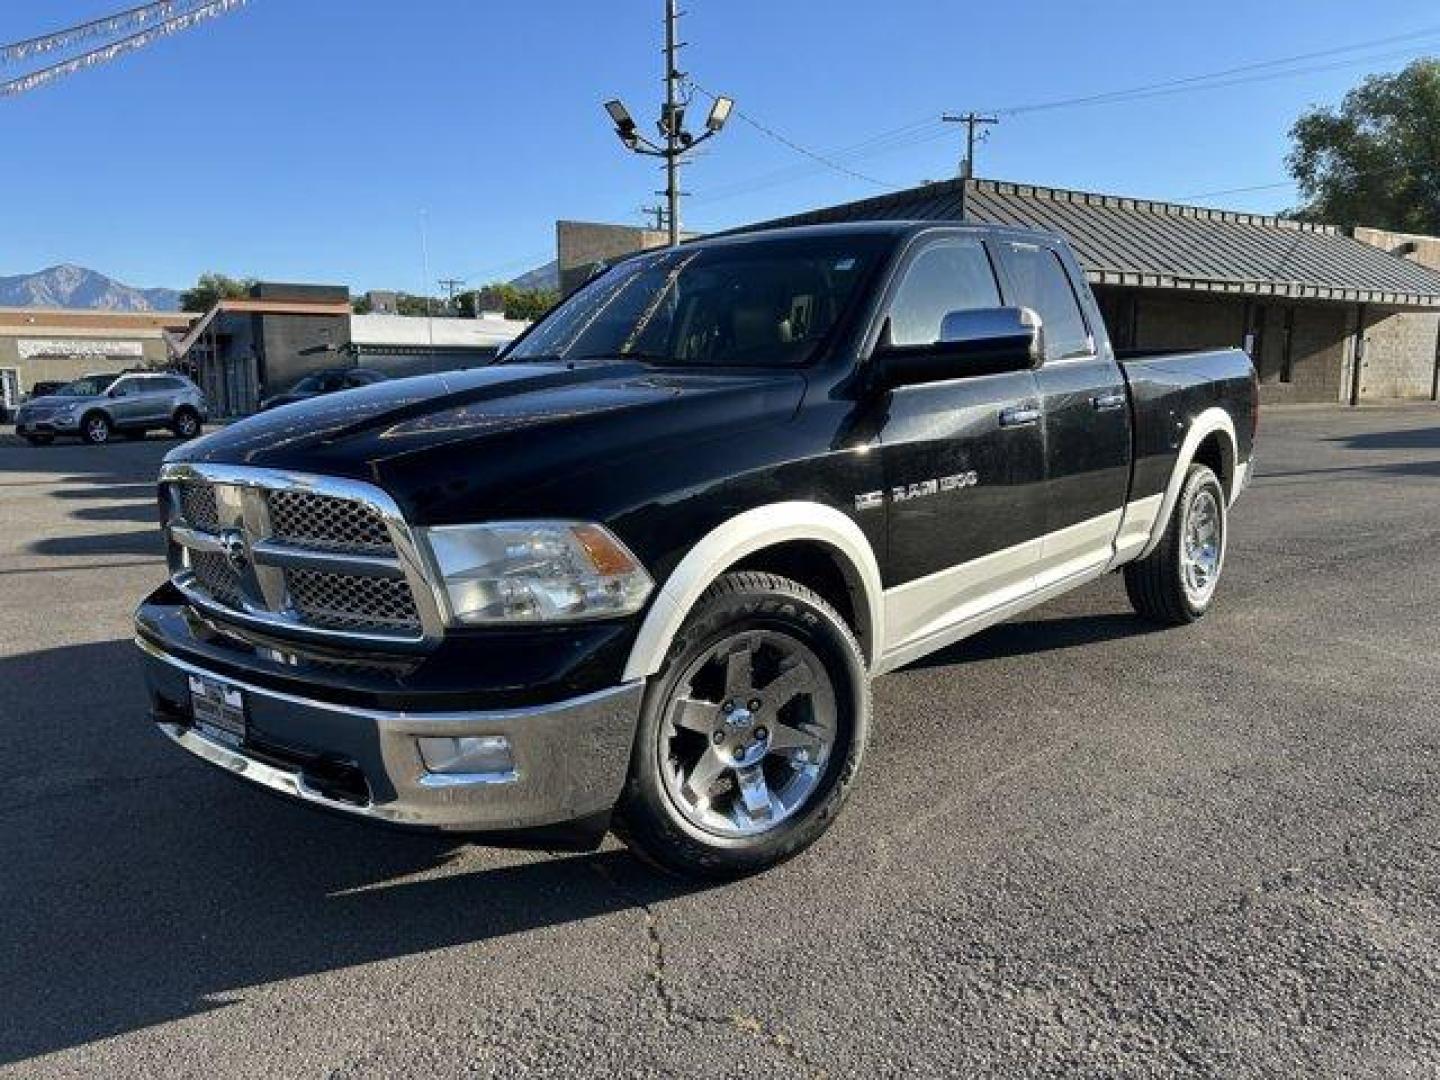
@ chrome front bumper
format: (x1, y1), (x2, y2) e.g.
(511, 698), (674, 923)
(137, 635), (644, 832)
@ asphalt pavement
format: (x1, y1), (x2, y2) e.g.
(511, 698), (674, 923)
(2, 408), (1439, 1078)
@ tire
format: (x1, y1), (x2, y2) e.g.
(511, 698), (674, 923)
(1124, 463), (1227, 625)
(80, 412), (112, 446)
(171, 406), (201, 439)
(615, 571), (870, 879)
(23, 434), (54, 446)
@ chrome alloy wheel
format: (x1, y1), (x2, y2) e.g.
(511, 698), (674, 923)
(85, 416), (109, 443)
(659, 630), (837, 838)
(1180, 487), (1224, 604)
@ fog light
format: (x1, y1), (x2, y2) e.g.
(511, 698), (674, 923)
(417, 735), (515, 778)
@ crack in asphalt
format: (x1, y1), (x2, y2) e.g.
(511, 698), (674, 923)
(587, 858), (828, 1076)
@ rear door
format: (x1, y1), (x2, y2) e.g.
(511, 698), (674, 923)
(875, 233), (1046, 651)
(995, 240), (1131, 588)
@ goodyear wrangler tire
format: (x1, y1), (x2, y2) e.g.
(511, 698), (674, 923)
(1124, 463), (1227, 625)
(615, 571), (869, 879)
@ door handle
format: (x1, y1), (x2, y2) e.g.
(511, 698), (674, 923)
(1091, 391), (1127, 411)
(998, 405), (1042, 428)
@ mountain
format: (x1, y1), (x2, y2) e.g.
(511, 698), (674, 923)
(0, 264), (181, 312)
(508, 260), (559, 292)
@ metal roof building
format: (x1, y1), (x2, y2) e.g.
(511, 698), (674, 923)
(748, 177), (1440, 404)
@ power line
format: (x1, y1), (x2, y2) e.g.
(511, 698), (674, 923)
(1, 0), (248, 98)
(687, 79), (902, 191)
(992, 26), (1440, 116)
(691, 30), (1440, 210)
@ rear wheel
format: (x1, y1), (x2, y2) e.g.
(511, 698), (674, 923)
(616, 571), (869, 879)
(171, 406), (201, 439)
(81, 412), (112, 446)
(1124, 463), (1227, 624)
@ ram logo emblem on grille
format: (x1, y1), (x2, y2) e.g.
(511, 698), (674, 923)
(220, 528), (250, 573)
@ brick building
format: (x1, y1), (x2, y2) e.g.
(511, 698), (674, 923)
(738, 177), (1440, 405)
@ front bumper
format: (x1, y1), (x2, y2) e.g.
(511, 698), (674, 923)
(137, 633), (645, 833)
(16, 412), (80, 434)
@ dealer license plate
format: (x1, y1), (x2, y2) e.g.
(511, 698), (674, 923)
(188, 674), (247, 748)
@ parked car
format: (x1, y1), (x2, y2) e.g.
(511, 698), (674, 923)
(15, 371), (208, 445)
(259, 367), (388, 411)
(135, 222), (1257, 878)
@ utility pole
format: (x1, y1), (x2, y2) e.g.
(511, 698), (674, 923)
(603, 3), (734, 247)
(437, 277), (464, 313)
(640, 203), (669, 232)
(941, 112), (998, 219)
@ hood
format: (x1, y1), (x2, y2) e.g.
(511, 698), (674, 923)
(22, 394), (98, 409)
(170, 361), (807, 522)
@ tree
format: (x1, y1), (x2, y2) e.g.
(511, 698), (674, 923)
(180, 272), (256, 312)
(1286, 59), (1440, 233)
(456, 283), (557, 322)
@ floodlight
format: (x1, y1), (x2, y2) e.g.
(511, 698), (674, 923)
(705, 96), (734, 132)
(604, 99), (636, 136)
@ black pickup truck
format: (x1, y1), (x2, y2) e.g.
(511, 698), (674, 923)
(135, 222), (1257, 878)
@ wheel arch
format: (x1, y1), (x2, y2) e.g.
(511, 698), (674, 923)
(621, 502), (884, 683)
(79, 407), (112, 432)
(1138, 406), (1237, 560)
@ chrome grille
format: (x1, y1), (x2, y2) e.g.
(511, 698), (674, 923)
(266, 489), (393, 553)
(161, 465), (436, 646)
(285, 568), (421, 632)
(189, 551), (244, 609)
(178, 483), (220, 531)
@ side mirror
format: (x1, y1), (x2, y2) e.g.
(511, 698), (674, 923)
(874, 307), (1044, 390)
(107, 387), (123, 398)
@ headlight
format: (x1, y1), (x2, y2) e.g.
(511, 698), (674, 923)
(421, 521), (653, 625)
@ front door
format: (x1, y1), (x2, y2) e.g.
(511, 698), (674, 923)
(995, 240), (1130, 587)
(105, 377), (148, 426)
(874, 234), (1046, 652)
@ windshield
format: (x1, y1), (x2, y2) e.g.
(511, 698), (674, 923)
(507, 233), (889, 368)
(53, 375), (117, 397)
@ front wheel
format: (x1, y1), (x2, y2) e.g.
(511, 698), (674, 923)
(1124, 463), (1228, 624)
(171, 406), (201, 439)
(81, 412), (112, 446)
(616, 571), (869, 879)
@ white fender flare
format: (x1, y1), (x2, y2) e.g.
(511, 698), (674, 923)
(1138, 406), (1238, 560)
(621, 501), (885, 683)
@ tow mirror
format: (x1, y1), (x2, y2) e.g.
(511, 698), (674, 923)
(874, 306), (1044, 390)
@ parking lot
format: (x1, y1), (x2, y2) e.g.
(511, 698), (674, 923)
(2, 408), (1439, 1078)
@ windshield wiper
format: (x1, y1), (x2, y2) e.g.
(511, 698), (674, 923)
(571, 351), (674, 364)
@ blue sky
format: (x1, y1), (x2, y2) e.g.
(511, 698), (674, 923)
(2, 0), (1437, 294)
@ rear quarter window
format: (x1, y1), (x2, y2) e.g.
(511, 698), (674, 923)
(999, 243), (1093, 361)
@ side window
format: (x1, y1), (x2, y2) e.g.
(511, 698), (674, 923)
(887, 238), (1001, 347)
(109, 379), (136, 397)
(999, 243), (1093, 361)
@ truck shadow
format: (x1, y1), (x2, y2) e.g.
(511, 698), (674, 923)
(0, 637), (707, 1067)
(900, 611), (1165, 673)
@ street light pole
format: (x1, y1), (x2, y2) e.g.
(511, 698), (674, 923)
(603, 3), (734, 248)
(663, 0), (681, 246)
